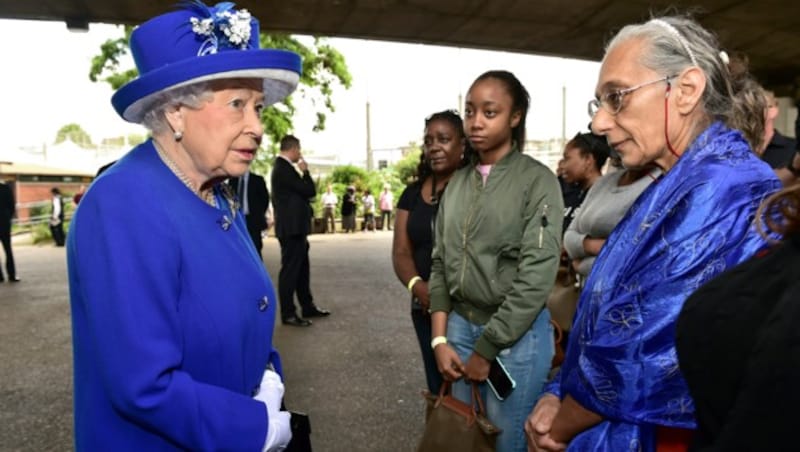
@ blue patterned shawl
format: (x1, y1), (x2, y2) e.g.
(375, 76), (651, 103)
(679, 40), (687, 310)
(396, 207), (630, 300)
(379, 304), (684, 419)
(545, 122), (781, 451)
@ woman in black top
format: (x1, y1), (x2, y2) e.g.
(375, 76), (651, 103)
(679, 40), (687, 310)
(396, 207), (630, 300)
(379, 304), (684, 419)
(676, 185), (800, 451)
(392, 110), (469, 394)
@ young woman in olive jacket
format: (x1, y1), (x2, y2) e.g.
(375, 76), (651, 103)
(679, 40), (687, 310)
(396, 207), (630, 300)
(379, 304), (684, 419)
(428, 70), (563, 452)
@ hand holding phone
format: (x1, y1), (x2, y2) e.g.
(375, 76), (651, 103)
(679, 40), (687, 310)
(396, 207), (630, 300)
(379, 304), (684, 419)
(487, 357), (516, 401)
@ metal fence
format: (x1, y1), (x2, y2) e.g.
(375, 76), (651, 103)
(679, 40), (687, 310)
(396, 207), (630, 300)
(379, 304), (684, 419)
(11, 200), (74, 228)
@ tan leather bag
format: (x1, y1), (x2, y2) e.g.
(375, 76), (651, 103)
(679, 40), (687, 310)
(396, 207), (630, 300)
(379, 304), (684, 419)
(546, 264), (580, 334)
(417, 381), (501, 452)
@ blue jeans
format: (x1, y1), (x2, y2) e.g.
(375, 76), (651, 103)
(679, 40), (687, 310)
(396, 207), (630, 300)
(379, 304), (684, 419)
(447, 310), (554, 452)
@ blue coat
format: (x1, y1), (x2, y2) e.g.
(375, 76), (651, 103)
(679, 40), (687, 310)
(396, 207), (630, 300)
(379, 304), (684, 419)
(67, 141), (280, 450)
(544, 123), (782, 450)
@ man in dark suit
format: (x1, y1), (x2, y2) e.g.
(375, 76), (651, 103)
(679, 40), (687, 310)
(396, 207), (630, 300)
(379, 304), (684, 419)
(271, 135), (330, 327)
(0, 179), (19, 282)
(229, 170), (270, 257)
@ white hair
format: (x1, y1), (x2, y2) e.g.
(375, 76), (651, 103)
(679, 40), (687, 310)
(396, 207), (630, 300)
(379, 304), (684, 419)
(606, 15), (765, 146)
(140, 82), (214, 134)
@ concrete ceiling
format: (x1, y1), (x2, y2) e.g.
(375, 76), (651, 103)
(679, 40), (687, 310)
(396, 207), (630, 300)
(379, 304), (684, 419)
(3, 0), (799, 92)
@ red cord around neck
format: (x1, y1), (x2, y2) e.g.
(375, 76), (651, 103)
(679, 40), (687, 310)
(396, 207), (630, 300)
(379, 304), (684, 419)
(664, 83), (681, 159)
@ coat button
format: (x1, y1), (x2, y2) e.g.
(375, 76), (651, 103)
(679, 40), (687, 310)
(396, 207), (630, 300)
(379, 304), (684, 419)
(258, 296), (269, 311)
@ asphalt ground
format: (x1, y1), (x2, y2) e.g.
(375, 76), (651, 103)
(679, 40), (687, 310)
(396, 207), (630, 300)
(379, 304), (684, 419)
(0, 229), (427, 451)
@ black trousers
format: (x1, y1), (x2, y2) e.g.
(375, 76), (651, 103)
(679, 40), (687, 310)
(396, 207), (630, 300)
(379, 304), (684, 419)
(246, 223), (263, 258)
(0, 226), (15, 280)
(277, 235), (314, 319)
(50, 221), (65, 247)
(411, 307), (443, 394)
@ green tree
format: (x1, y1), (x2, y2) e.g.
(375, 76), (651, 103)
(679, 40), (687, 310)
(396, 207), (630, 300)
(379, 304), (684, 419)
(55, 123), (94, 148)
(127, 133), (147, 146)
(394, 145), (423, 185)
(89, 27), (352, 161)
(330, 165), (368, 187)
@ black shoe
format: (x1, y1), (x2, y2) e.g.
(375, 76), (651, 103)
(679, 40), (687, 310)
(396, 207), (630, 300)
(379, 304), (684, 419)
(282, 316), (312, 327)
(9, 277), (20, 283)
(303, 306), (331, 318)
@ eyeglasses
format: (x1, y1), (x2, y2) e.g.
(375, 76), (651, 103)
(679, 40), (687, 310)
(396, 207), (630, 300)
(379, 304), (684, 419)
(588, 75), (675, 118)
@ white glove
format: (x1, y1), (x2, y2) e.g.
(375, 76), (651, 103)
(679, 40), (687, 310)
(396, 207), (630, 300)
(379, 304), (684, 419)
(254, 369), (284, 415)
(254, 369), (292, 451)
(262, 410), (292, 452)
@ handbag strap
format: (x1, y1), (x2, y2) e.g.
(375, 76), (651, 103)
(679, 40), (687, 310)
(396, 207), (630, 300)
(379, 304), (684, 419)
(437, 380), (488, 418)
(550, 319), (563, 346)
(470, 382), (487, 416)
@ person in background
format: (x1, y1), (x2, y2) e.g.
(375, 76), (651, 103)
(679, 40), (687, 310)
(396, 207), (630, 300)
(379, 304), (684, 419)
(759, 89), (798, 185)
(272, 135), (331, 327)
(549, 131), (609, 345)
(321, 184), (338, 233)
(563, 159), (659, 279)
(72, 185), (86, 206)
(780, 109), (800, 186)
(392, 109), (468, 395)
(362, 189), (376, 232)
(676, 182), (800, 450)
(341, 186), (357, 233)
(556, 158), (581, 222)
(50, 187), (65, 247)
(379, 183), (394, 230)
(0, 179), (19, 282)
(526, 15), (781, 451)
(429, 70), (563, 452)
(66, 2), (301, 449)
(229, 169), (270, 258)
(560, 132), (607, 233)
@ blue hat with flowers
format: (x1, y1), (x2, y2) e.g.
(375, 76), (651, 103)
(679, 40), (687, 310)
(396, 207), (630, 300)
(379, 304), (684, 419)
(112, 1), (302, 123)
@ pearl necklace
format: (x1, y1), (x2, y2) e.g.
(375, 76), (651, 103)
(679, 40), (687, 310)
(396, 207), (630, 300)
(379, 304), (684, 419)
(153, 140), (216, 207)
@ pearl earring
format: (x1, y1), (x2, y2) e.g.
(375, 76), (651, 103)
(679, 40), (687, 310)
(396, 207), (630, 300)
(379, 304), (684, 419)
(174, 131), (183, 142)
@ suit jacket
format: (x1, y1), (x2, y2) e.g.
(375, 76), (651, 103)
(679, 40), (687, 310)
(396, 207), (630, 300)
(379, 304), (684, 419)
(271, 156), (316, 238)
(229, 173), (270, 231)
(0, 182), (14, 229)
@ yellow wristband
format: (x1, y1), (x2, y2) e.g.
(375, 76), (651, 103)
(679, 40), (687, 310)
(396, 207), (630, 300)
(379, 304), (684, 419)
(430, 336), (447, 350)
(407, 276), (423, 293)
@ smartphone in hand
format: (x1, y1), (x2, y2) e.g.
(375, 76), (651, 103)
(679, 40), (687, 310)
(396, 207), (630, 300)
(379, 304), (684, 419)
(487, 357), (516, 401)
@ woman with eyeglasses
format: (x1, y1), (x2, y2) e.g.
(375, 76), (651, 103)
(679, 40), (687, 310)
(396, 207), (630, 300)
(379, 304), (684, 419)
(392, 110), (469, 396)
(525, 15), (780, 452)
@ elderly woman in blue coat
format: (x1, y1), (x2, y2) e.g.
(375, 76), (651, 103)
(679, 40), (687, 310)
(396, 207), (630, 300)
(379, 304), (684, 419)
(67, 2), (301, 450)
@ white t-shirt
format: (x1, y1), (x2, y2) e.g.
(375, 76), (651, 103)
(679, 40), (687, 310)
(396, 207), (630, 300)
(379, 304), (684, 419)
(322, 192), (338, 207)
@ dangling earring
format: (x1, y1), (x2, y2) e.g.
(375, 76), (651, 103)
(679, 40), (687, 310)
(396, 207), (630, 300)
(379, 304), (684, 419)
(174, 131), (183, 142)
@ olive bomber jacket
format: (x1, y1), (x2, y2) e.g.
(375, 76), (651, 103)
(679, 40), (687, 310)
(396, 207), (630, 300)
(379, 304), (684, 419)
(428, 149), (564, 360)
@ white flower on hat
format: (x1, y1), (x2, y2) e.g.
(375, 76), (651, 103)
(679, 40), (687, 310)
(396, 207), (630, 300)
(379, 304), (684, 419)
(190, 17), (214, 36)
(220, 9), (252, 48)
(190, 5), (253, 52)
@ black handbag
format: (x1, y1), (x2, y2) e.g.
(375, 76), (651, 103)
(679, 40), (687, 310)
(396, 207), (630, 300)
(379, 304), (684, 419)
(285, 411), (312, 452)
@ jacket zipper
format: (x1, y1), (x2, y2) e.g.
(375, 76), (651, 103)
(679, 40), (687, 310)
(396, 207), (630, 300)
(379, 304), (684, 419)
(539, 204), (549, 248)
(459, 173), (481, 292)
